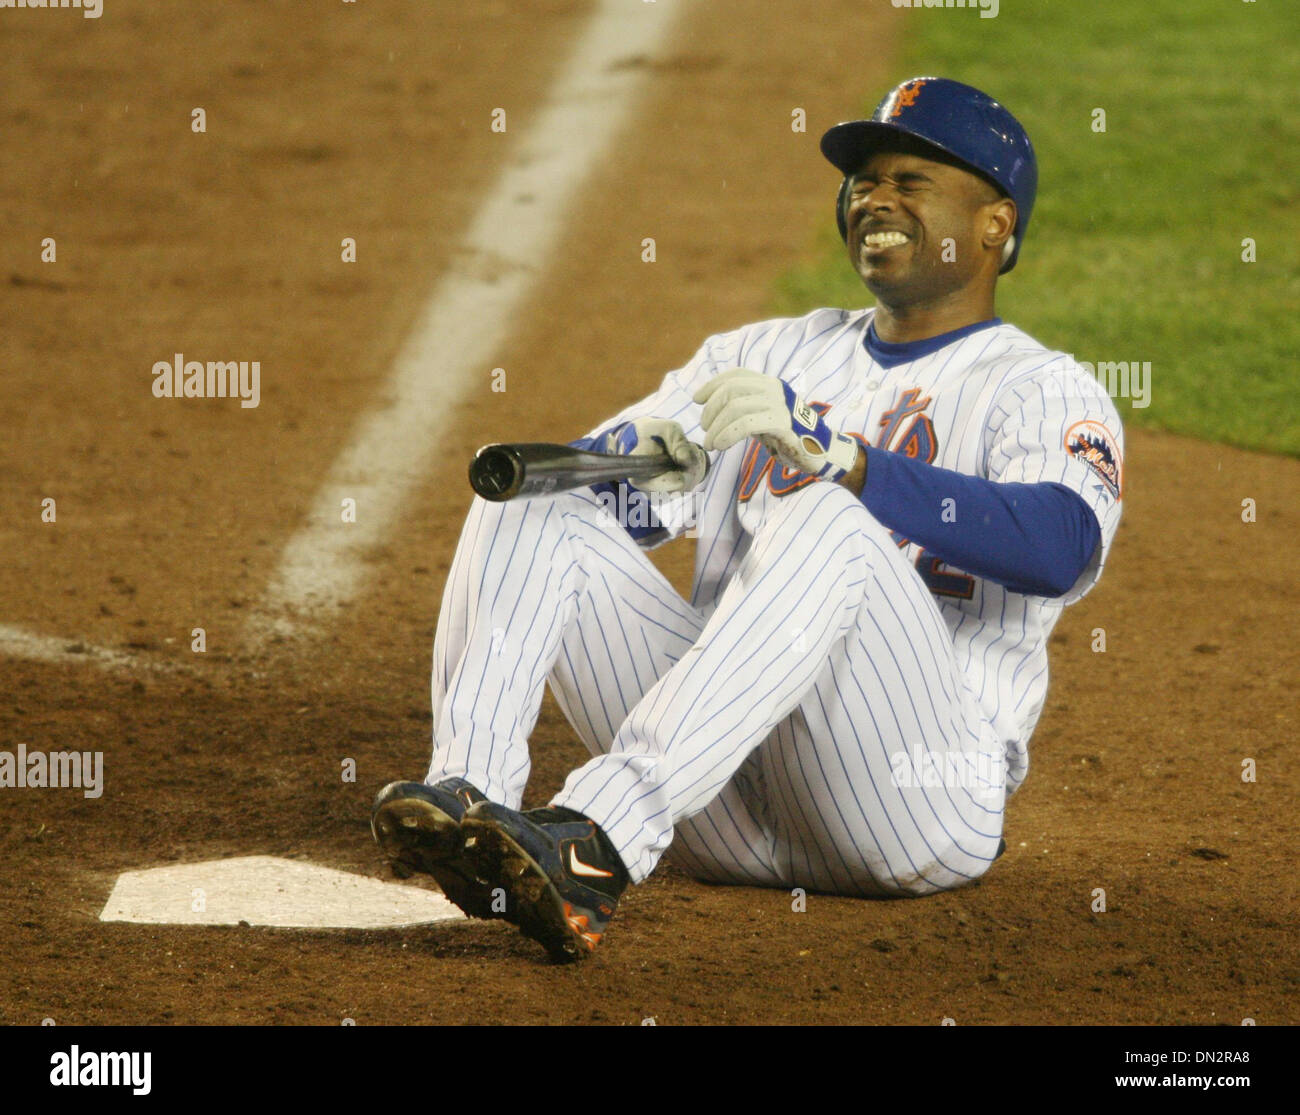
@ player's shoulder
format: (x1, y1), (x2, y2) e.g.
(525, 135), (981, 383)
(701, 307), (869, 366)
(980, 324), (1121, 415)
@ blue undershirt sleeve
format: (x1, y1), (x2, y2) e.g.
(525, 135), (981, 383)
(859, 446), (1101, 598)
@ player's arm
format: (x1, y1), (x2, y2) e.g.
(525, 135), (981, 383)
(690, 365), (1107, 597)
(852, 447), (1101, 597)
(838, 444), (867, 495)
(856, 366), (1124, 599)
(979, 367), (1125, 601)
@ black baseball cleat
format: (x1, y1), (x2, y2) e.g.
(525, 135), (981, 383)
(460, 802), (630, 962)
(370, 778), (499, 920)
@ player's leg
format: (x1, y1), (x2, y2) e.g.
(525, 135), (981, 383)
(677, 479), (1008, 895)
(547, 478), (873, 881)
(379, 486), (713, 922)
(662, 748), (787, 887)
(541, 519), (787, 890)
(399, 485), (780, 956)
(549, 480), (1004, 891)
(423, 488), (703, 804)
(756, 540), (1007, 898)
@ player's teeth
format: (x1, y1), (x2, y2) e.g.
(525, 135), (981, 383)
(862, 232), (909, 248)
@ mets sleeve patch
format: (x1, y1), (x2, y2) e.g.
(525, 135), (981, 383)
(1065, 419), (1122, 500)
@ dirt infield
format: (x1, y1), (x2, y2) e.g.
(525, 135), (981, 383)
(0, 1), (1295, 1026)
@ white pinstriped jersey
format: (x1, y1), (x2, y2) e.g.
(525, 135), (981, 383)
(582, 307), (1125, 794)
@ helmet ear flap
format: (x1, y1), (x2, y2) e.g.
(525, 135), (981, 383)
(999, 234), (1016, 273)
(835, 177), (850, 242)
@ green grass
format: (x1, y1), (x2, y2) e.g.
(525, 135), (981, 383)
(771, 0), (1300, 455)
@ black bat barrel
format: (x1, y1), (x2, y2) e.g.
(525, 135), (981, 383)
(468, 443), (682, 502)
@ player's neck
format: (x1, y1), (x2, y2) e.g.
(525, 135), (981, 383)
(871, 288), (997, 344)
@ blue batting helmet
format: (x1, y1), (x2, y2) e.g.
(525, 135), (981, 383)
(821, 77), (1037, 273)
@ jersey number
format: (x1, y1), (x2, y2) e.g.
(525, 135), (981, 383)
(914, 548), (975, 599)
(888, 529), (975, 599)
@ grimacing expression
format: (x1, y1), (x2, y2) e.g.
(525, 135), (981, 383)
(844, 144), (1016, 304)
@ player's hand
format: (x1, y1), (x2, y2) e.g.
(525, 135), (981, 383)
(693, 369), (859, 481)
(603, 418), (708, 493)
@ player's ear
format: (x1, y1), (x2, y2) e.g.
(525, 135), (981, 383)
(982, 197), (1017, 255)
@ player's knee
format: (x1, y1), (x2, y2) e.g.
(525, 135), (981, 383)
(472, 489), (592, 530)
(786, 479), (888, 537)
(759, 479), (860, 537)
(801, 477), (863, 513)
(767, 482), (899, 571)
(471, 492), (523, 526)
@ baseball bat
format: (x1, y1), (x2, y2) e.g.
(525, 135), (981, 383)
(468, 442), (706, 501)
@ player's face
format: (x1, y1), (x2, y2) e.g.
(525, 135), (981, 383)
(844, 148), (1014, 307)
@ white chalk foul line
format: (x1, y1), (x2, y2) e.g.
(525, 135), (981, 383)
(249, 0), (686, 642)
(0, 624), (180, 674)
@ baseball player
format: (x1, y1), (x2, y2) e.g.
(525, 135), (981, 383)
(372, 77), (1124, 961)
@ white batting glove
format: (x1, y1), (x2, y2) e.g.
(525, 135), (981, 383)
(603, 418), (709, 493)
(693, 369), (859, 481)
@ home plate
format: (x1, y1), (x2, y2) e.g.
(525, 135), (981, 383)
(99, 856), (467, 929)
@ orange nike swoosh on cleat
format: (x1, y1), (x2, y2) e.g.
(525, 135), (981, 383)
(567, 845), (615, 878)
(563, 903), (602, 949)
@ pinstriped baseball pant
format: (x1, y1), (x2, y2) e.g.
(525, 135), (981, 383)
(426, 481), (1006, 896)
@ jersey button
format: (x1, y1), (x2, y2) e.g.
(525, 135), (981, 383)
(865, 379), (880, 391)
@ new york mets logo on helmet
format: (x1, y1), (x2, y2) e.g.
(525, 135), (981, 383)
(889, 79), (927, 117)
